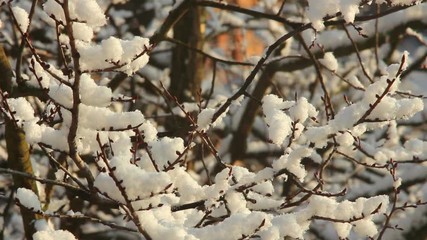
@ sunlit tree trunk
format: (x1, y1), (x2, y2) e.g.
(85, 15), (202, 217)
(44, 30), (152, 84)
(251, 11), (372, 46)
(1, 45), (39, 240)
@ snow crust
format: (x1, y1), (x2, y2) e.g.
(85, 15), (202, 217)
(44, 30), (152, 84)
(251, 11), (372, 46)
(77, 36), (150, 74)
(11, 6), (29, 33)
(33, 220), (77, 240)
(307, 0), (420, 31)
(319, 52), (338, 71)
(16, 188), (42, 212)
(33, 230), (77, 240)
(43, 0), (106, 28)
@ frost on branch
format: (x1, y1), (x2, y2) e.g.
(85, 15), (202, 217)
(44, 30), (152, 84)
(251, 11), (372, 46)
(305, 52), (423, 149)
(94, 156), (174, 204)
(43, 0), (106, 28)
(262, 94), (317, 146)
(77, 36), (150, 75)
(197, 108), (226, 131)
(307, 0), (361, 30)
(307, 0), (420, 31)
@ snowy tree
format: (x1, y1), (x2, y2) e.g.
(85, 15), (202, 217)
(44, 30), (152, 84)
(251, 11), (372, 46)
(0, 0), (426, 239)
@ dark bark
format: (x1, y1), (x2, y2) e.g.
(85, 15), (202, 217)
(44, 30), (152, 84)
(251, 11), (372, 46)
(1, 45), (39, 240)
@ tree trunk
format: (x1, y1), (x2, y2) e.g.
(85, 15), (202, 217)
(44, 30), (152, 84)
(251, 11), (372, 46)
(1, 45), (39, 240)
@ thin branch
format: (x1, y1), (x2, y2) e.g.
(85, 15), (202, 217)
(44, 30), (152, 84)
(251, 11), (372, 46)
(211, 23), (312, 123)
(39, 144), (89, 191)
(13, 0), (39, 84)
(277, 0), (286, 16)
(0, 167), (88, 194)
(165, 37), (254, 66)
(63, 0), (95, 188)
(297, 33), (335, 120)
(95, 134), (152, 239)
(342, 23), (374, 83)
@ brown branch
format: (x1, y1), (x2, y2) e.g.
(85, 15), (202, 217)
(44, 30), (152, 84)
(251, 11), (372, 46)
(297, 33), (335, 120)
(401, 51), (427, 78)
(354, 54), (406, 125)
(312, 202), (383, 223)
(355, 79), (395, 125)
(13, 0), (39, 84)
(45, 212), (138, 233)
(150, 0), (192, 46)
(95, 134), (152, 239)
(165, 37), (254, 66)
(211, 23), (312, 123)
(195, 0), (301, 28)
(0, 167), (89, 196)
(1, 43), (40, 239)
(39, 144), (89, 191)
(196, 0), (424, 29)
(325, 1), (426, 25)
(277, 0), (286, 16)
(342, 23), (374, 83)
(230, 64), (276, 163)
(63, 0), (95, 188)
(374, 5), (381, 72)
